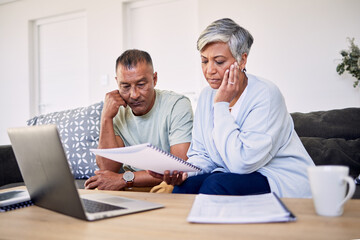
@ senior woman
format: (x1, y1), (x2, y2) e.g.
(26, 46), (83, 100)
(150, 18), (314, 198)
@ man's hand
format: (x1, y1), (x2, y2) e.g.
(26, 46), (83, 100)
(84, 170), (125, 190)
(96, 90), (126, 172)
(147, 170), (188, 186)
(102, 90), (127, 120)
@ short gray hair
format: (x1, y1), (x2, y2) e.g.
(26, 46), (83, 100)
(116, 49), (153, 71)
(197, 18), (254, 62)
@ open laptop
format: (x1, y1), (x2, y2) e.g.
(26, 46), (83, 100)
(7, 124), (163, 221)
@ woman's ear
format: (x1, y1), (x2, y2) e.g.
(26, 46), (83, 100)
(239, 53), (248, 71)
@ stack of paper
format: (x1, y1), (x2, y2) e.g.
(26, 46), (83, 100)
(187, 193), (296, 224)
(0, 190), (33, 212)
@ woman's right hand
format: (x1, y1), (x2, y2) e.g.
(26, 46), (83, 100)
(147, 170), (188, 186)
(102, 90), (127, 120)
(214, 62), (247, 104)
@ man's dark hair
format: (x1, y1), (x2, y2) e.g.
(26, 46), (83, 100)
(116, 49), (153, 71)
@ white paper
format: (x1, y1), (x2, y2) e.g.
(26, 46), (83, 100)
(187, 193), (295, 223)
(0, 189), (32, 212)
(90, 143), (202, 174)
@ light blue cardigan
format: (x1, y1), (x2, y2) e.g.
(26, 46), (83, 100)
(187, 74), (314, 198)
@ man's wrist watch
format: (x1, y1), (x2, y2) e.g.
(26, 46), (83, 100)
(123, 171), (135, 188)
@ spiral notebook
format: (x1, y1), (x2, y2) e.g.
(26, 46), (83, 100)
(90, 143), (202, 174)
(0, 189), (33, 212)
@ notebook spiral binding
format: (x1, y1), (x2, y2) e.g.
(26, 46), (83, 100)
(147, 143), (201, 171)
(0, 200), (34, 212)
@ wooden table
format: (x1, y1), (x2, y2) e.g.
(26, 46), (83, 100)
(1, 187), (359, 240)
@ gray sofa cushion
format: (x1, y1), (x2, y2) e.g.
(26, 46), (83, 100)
(300, 137), (360, 179)
(291, 108), (360, 140)
(27, 102), (103, 179)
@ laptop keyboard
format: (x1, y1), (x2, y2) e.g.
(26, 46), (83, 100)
(81, 198), (126, 213)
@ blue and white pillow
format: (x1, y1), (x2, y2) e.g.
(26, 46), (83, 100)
(27, 102), (103, 179)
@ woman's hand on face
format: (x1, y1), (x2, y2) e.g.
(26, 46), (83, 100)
(147, 170), (187, 186)
(214, 62), (245, 104)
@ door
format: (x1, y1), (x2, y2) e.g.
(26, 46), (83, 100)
(123, 0), (202, 109)
(31, 12), (89, 115)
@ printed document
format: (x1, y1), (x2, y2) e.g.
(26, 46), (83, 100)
(187, 193), (296, 223)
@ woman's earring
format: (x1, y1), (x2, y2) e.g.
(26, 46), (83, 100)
(241, 68), (246, 73)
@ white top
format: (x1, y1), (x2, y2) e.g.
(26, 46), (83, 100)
(230, 87), (248, 118)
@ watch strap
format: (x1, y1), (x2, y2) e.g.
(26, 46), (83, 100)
(126, 180), (134, 188)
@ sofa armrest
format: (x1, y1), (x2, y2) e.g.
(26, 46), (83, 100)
(0, 145), (23, 188)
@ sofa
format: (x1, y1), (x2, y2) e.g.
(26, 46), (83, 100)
(1, 102), (359, 198)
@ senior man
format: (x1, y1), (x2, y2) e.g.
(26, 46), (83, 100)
(85, 49), (193, 191)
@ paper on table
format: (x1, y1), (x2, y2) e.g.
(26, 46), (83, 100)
(90, 143), (202, 174)
(0, 189), (33, 212)
(187, 193), (296, 224)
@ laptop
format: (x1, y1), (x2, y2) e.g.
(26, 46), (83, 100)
(7, 124), (163, 221)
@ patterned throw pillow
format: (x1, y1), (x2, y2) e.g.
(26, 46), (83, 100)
(27, 102), (103, 179)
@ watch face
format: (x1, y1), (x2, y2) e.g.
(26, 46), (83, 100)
(123, 171), (134, 181)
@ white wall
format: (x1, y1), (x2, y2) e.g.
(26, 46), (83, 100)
(124, 0), (203, 108)
(1, 0), (359, 145)
(198, 0), (360, 113)
(0, 0), (123, 145)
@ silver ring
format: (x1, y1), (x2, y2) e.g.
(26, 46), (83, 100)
(228, 82), (235, 85)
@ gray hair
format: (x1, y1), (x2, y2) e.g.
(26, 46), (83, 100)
(116, 49), (153, 71)
(197, 18), (254, 62)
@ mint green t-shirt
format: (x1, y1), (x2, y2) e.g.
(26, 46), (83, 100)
(113, 89), (193, 171)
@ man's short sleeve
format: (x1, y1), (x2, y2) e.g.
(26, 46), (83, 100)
(169, 97), (193, 146)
